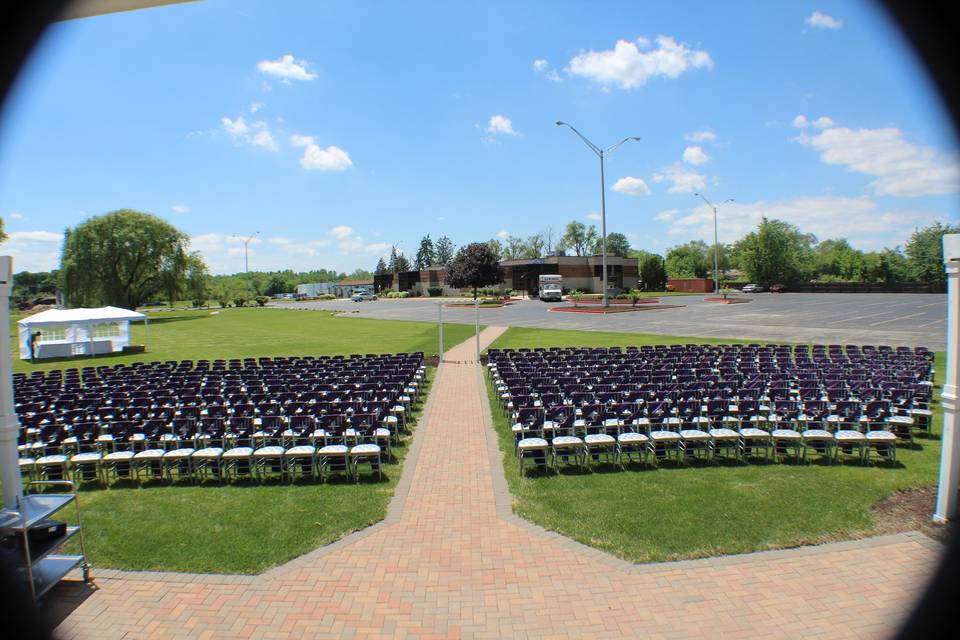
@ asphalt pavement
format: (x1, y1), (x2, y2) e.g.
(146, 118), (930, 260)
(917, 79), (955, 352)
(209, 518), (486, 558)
(274, 292), (947, 349)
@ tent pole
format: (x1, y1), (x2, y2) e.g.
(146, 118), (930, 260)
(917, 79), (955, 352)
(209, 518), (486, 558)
(145, 318), (149, 351)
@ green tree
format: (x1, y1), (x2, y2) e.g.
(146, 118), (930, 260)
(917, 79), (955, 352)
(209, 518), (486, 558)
(486, 238), (503, 260)
(60, 209), (197, 309)
(446, 242), (502, 300)
(415, 235), (435, 270)
(560, 220), (598, 256)
(502, 236), (526, 260)
(594, 232), (631, 258)
(812, 239), (867, 281)
(875, 247), (910, 284)
(374, 257), (388, 274)
(158, 243), (188, 306)
(665, 241), (711, 278)
(185, 252), (210, 303)
(523, 233), (546, 259)
(905, 221), (960, 285)
(0, 217), (7, 243)
(638, 253), (668, 291)
(434, 236), (455, 266)
(12, 270), (60, 306)
(264, 275), (290, 296)
(730, 217), (816, 283)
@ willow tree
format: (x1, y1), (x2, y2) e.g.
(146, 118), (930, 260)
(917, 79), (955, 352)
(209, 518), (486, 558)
(60, 209), (194, 309)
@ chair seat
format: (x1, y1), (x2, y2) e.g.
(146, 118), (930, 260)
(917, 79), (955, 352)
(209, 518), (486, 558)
(602, 418), (621, 428)
(71, 452), (102, 463)
(130, 433), (147, 441)
(709, 428), (740, 439)
(680, 430), (709, 440)
(351, 444), (381, 455)
(374, 428), (391, 437)
(253, 446), (285, 457)
(887, 416), (913, 425)
(163, 448), (195, 459)
(771, 429), (801, 439)
(650, 430), (681, 441)
(134, 449), (166, 460)
(618, 432), (649, 444)
(801, 429), (833, 440)
(552, 435), (583, 447)
(517, 437), (548, 450)
(285, 445), (316, 456)
(37, 455), (69, 465)
(739, 428), (770, 438)
(584, 433), (616, 445)
(865, 430), (897, 441)
(318, 445), (349, 455)
(19, 458), (35, 467)
(104, 450), (136, 461)
(311, 429), (328, 438)
(193, 447), (224, 458)
(835, 430), (866, 441)
(222, 447), (254, 458)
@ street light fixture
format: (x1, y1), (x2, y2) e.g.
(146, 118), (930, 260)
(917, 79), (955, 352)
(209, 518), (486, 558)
(693, 193), (734, 294)
(232, 231), (260, 299)
(556, 121), (640, 308)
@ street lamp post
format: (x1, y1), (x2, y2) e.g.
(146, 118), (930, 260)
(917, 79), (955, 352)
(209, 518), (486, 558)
(693, 193), (733, 294)
(556, 122), (640, 308)
(233, 231), (260, 300)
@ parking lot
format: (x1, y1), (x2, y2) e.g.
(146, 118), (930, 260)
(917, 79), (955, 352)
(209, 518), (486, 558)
(277, 293), (947, 349)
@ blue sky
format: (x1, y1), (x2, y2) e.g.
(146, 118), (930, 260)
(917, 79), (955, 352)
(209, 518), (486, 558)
(1, 0), (958, 274)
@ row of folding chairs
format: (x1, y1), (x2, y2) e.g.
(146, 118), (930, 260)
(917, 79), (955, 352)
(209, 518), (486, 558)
(21, 441), (385, 485)
(512, 418), (898, 474)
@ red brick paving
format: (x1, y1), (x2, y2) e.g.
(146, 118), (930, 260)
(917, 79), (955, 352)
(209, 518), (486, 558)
(51, 327), (943, 639)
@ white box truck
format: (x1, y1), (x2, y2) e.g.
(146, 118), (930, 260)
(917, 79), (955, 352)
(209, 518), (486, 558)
(538, 274), (563, 302)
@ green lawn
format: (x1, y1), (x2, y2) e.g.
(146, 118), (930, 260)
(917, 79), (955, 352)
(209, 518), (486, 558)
(7, 309), (478, 573)
(12, 307), (476, 374)
(62, 370), (431, 574)
(486, 326), (943, 564)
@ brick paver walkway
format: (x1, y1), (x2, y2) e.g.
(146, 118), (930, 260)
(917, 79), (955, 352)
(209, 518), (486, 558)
(52, 328), (942, 639)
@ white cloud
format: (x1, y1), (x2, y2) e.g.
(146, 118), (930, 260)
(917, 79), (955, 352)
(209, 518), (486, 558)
(651, 163), (707, 193)
(300, 143), (353, 171)
(792, 115), (809, 128)
(256, 54), (317, 82)
(662, 194), (949, 250)
(533, 58), (563, 82)
(221, 116), (279, 152)
(685, 130), (716, 143)
(683, 146), (711, 166)
(567, 35), (713, 90)
(221, 116), (249, 137)
(496, 230), (511, 239)
(328, 225), (353, 240)
(655, 209), (678, 222)
(793, 116), (960, 197)
(171, 204), (190, 214)
(250, 102), (263, 113)
(250, 128), (278, 152)
(586, 213), (602, 221)
(612, 176), (652, 196)
(8, 212), (26, 221)
(805, 11), (843, 30)
(533, 59), (548, 72)
(486, 114), (518, 135)
(289, 134), (315, 147)
(1, 230), (63, 271)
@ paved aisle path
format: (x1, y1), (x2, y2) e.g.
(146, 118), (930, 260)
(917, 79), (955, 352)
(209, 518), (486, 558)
(55, 328), (941, 639)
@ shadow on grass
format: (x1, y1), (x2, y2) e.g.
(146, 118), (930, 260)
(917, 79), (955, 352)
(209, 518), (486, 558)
(142, 314), (206, 325)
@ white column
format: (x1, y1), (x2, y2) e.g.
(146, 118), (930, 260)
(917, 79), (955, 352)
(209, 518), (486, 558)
(0, 256), (24, 508)
(934, 234), (960, 523)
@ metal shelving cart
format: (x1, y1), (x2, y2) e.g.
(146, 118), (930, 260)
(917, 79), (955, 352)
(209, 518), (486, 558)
(0, 480), (92, 602)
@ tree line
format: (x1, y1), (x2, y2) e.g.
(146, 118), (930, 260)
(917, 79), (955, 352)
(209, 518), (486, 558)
(652, 218), (958, 287)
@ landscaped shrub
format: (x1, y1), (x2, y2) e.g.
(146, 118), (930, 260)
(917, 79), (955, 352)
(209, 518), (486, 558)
(233, 297), (247, 308)
(192, 299), (207, 308)
(218, 297), (231, 308)
(318, 293), (335, 300)
(255, 296), (269, 307)
(427, 287), (443, 297)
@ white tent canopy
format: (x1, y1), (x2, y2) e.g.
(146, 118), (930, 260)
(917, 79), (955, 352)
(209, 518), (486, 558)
(17, 306), (148, 360)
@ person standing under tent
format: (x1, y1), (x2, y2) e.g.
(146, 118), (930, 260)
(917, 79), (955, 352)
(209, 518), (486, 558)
(28, 330), (41, 360)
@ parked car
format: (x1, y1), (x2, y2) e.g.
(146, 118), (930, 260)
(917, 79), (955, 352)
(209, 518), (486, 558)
(741, 284), (764, 293)
(351, 290), (378, 301)
(769, 284), (784, 293)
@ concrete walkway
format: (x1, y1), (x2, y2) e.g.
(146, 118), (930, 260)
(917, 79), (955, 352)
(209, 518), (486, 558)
(53, 328), (942, 639)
